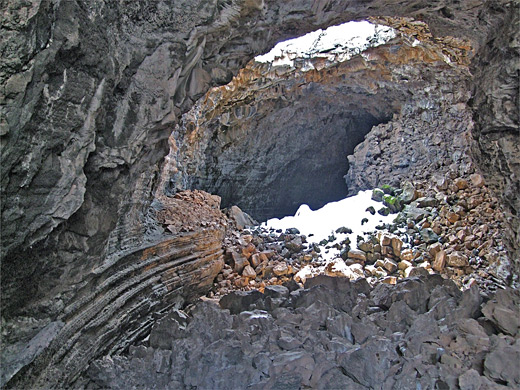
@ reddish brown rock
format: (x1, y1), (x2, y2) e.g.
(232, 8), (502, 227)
(348, 249), (367, 262)
(454, 178), (469, 190)
(433, 250), (447, 272)
(242, 265), (257, 278)
(241, 243), (256, 259)
(400, 248), (414, 261)
(383, 259), (398, 273)
(391, 237), (403, 257)
(429, 243), (442, 257)
(470, 173), (485, 188)
(273, 263), (289, 276)
(447, 212), (461, 224)
(447, 252), (469, 267)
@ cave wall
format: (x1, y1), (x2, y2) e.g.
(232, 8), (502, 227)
(166, 22), (474, 221)
(170, 58), (399, 221)
(0, 0), (518, 388)
(470, 3), (520, 261)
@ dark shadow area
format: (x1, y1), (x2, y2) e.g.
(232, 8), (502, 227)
(190, 86), (394, 221)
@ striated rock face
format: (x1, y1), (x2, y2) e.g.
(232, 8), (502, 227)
(470, 5), (520, 262)
(1, 0), (518, 388)
(1, 190), (226, 388)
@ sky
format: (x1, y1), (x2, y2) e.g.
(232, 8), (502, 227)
(255, 21), (396, 67)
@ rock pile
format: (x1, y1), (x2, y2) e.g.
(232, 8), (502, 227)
(213, 227), (315, 296)
(355, 172), (513, 292)
(156, 189), (229, 234)
(209, 172), (514, 299)
(86, 275), (520, 389)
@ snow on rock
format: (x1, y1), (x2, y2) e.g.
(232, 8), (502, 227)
(262, 190), (396, 260)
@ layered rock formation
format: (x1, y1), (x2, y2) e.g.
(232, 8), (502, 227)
(1, 0), (518, 388)
(1, 190), (226, 387)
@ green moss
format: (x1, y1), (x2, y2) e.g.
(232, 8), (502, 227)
(380, 184), (396, 195)
(383, 194), (397, 205)
(371, 188), (384, 202)
(383, 194), (402, 212)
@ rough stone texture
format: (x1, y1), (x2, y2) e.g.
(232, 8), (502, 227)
(85, 275), (519, 389)
(169, 19), (475, 221)
(1, 0), (518, 388)
(470, 2), (520, 265)
(1, 191), (226, 388)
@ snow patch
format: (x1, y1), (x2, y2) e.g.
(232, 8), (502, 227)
(262, 190), (396, 260)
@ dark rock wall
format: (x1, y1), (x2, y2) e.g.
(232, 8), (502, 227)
(470, 1), (520, 263)
(0, 0), (518, 388)
(169, 22), (475, 221)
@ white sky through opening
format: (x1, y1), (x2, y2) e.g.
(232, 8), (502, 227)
(255, 21), (396, 68)
(255, 21), (399, 260)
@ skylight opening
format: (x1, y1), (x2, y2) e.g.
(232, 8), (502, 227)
(255, 21), (396, 69)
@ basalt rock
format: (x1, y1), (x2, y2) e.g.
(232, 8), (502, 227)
(2, 191), (226, 388)
(85, 275), (520, 389)
(1, 0), (518, 388)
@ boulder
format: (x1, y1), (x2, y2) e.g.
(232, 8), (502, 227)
(325, 258), (356, 279)
(399, 181), (417, 204)
(420, 228), (439, 244)
(383, 259), (398, 273)
(383, 194), (402, 212)
(469, 173), (485, 187)
(432, 250), (447, 272)
(372, 188), (384, 202)
(219, 290), (264, 314)
(446, 252), (469, 268)
(227, 205), (258, 229)
(230, 250), (250, 274)
(481, 289), (520, 337)
(484, 336), (520, 387)
(242, 265), (257, 278)
(273, 263), (290, 276)
(347, 249), (367, 262)
(391, 237), (403, 257)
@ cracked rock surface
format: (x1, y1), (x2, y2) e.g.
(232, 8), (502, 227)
(1, 0), (518, 388)
(86, 275), (520, 390)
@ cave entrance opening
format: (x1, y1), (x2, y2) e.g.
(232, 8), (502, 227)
(179, 20), (399, 222)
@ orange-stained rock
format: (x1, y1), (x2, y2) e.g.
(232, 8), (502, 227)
(447, 252), (469, 268)
(433, 250), (447, 272)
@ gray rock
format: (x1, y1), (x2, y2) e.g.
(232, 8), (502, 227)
(227, 205), (258, 229)
(482, 289), (520, 336)
(219, 290), (264, 314)
(149, 310), (188, 349)
(402, 205), (430, 222)
(484, 336), (520, 387)
(399, 181), (417, 204)
(415, 197), (438, 208)
(372, 188), (385, 202)
(338, 336), (399, 388)
(264, 285), (290, 299)
(0, 321), (63, 387)
(458, 369), (483, 390)
(420, 228), (439, 244)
